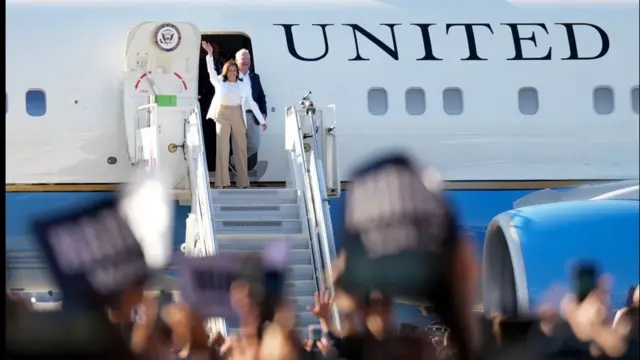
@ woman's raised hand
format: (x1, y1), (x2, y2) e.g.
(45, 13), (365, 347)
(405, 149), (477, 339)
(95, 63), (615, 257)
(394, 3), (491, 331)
(201, 41), (213, 55)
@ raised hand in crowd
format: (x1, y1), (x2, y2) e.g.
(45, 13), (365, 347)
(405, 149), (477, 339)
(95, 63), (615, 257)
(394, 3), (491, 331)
(219, 334), (237, 359)
(129, 294), (165, 357)
(260, 321), (305, 360)
(303, 337), (333, 357)
(613, 286), (639, 332)
(535, 285), (567, 338)
(562, 276), (631, 358)
(307, 290), (334, 333)
(219, 334), (261, 360)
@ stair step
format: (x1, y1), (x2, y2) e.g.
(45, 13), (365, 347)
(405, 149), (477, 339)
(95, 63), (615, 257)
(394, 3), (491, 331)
(215, 233), (309, 242)
(212, 204), (300, 220)
(210, 188), (298, 205)
(288, 295), (314, 312)
(286, 265), (315, 281)
(284, 280), (316, 297)
(206, 187), (321, 338)
(214, 219), (303, 235)
(208, 160), (268, 183)
(222, 249), (312, 266)
(295, 312), (320, 327)
(217, 237), (310, 251)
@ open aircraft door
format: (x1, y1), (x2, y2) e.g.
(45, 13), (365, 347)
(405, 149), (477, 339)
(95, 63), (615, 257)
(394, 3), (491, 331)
(123, 22), (201, 190)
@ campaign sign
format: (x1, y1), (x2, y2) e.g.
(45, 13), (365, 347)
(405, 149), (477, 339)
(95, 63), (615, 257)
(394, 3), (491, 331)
(119, 170), (174, 270)
(32, 198), (149, 305)
(259, 240), (289, 323)
(179, 241), (290, 319)
(337, 153), (454, 302)
(345, 154), (449, 258)
(178, 253), (246, 319)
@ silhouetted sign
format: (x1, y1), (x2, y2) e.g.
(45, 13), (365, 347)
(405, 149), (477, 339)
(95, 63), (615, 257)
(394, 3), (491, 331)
(178, 240), (290, 318)
(178, 253), (248, 318)
(345, 155), (449, 258)
(337, 153), (456, 304)
(119, 170), (173, 270)
(32, 198), (149, 305)
(193, 269), (237, 291)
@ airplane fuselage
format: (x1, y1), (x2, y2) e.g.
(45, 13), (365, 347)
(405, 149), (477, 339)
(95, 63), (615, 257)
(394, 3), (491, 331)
(6, 0), (639, 185)
(5, 0), (640, 293)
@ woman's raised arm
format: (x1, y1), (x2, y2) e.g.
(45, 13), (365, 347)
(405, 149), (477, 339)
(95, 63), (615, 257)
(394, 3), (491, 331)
(202, 41), (221, 87)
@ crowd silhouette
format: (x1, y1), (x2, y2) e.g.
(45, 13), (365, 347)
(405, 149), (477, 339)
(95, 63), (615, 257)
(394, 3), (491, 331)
(6, 153), (639, 360)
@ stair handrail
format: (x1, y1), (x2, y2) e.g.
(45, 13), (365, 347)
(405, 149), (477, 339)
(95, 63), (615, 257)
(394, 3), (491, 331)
(185, 103), (227, 337)
(285, 105), (323, 285)
(133, 102), (158, 165)
(301, 104), (341, 334)
(185, 103), (217, 256)
(285, 101), (341, 333)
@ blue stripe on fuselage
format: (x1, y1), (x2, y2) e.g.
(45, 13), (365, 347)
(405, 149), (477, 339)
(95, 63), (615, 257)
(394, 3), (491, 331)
(5, 189), (534, 254)
(5, 189), (535, 325)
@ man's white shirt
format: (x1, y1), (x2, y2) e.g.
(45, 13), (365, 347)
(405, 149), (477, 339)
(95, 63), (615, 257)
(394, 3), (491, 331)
(239, 71), (252, 101)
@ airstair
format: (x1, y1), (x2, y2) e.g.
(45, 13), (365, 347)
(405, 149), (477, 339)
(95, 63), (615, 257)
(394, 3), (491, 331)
(211, 188), (320, 335)
(124, 22), (341, 338)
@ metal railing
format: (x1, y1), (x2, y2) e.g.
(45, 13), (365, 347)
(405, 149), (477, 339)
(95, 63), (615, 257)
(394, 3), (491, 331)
(184, 104), (227, 336)
(285, 103), (341, 332)
(133, 103), (158, 165)
(134, 102), (186, 166)
(130, 99), (224, 335)
(136, 98), (338, 336)
(185, 104), (216, 256)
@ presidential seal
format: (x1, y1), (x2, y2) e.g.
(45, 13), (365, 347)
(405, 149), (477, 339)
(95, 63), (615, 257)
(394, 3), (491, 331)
(154, 23), (182, 52)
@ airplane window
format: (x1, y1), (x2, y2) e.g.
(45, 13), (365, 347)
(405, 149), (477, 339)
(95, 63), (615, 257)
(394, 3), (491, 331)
(26, 89), (47, 117)
(368, 88), (388, 116)
(518, 87), (539, 115)
(593, 86), (614, 115)
(443, 88), (463, 115)
(632, 86), (639, 114)
(405, 88), (426, 115)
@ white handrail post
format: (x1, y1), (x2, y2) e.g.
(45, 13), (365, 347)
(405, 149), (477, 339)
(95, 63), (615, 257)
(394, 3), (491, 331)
(184, 104), (227, 338)
(285, 93), (342, 333)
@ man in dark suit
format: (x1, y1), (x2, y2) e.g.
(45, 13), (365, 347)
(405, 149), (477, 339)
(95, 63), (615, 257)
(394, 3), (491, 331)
(235, 48), (268, 163)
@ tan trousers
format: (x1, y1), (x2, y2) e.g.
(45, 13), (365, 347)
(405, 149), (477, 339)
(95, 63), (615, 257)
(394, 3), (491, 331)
(214, 105), (249, 188)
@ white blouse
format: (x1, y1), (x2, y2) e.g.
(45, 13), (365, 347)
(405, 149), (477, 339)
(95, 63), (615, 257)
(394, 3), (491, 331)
(219, 81), (242, 106)
(204, 55), (266, 128)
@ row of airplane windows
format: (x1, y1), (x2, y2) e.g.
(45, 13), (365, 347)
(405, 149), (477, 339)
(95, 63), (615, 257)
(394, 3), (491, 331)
(6, 87), (640, 118)
(368, 86), (640, 116)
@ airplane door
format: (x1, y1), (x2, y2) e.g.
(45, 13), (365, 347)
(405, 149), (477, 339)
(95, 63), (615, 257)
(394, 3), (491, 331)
(123, 22), (201, 167)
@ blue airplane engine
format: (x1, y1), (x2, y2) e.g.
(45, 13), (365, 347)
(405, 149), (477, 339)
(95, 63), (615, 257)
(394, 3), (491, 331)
(482, 199), (639, 315)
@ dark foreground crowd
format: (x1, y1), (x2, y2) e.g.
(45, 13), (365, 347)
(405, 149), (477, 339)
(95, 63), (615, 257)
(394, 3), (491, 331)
(6, 154), (640, 360)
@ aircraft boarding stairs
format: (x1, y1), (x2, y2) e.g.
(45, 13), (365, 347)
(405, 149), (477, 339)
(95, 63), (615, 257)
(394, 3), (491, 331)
(210, 187), (320, 336)
(123, 22), (340, 338)
(203, 96), (341, 337)
(128, 92), (341, 339)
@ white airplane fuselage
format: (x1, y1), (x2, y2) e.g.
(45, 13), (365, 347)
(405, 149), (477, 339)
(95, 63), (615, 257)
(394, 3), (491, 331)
(6, 0), (639, 185)
(4, 1), (640, 297)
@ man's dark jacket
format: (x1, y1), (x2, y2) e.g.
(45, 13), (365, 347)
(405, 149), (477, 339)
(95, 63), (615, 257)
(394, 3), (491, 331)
(247, 71), (267, 119)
